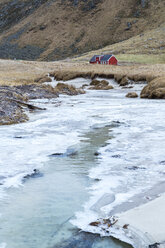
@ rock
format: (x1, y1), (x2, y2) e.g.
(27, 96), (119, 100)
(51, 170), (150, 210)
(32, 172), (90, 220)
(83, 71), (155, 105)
(0, 86), (28, 102)
(126, 92), (138, 98)
(0, 97), (29, 125)
(81, 84), (89, 88)
(94, 152), (100, 156)
(112, 154), (121, 158)
(100, 80), (109, 86)
(15, 84), (59, 99)
(150, 88), (165, 99)
(55, 83), (85, 95)
(125, 22), (132, 31)
(0, 84), (59, 125)
(90, 79), (101, 86)
(23, 169), (43, 180)
(114, 74), (125, 83)
(7, 98), (46, 110)
(146, 75), (157, 83)
(149, 243), (160, 248)
(140, 77), (165, 99)
(49, 153), (64, 157)
(120, 76), (129, 86)
(89, 80), (113, 90)
(50, 148), (78, 158)
(89, 221), (100, 227)
(123, 224), (129, 229)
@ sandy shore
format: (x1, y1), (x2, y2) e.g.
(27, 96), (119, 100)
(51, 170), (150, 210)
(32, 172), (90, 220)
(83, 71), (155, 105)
(114, 194), (165, 247)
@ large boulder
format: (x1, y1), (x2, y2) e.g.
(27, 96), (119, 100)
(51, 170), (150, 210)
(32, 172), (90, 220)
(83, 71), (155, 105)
(140, 77), (165, 99)
(149, 88), (165, 99)
(90, 79), (101, 86)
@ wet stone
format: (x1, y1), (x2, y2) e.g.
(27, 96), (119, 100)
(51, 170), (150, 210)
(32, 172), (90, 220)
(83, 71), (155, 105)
(23, 169), (43, 180)
(149, 243), (160, 248)
(94, 151), (100, 156)
(160, 161), (165, 165)
(50, 152), (64, 157)
(112, 154), (121, 158)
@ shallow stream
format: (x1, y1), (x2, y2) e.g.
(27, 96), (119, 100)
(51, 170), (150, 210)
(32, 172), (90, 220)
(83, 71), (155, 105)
(0, 78), (164, 248)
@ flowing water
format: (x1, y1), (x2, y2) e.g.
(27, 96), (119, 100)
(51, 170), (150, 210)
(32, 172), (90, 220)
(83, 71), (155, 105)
(0, 78), (165, 248)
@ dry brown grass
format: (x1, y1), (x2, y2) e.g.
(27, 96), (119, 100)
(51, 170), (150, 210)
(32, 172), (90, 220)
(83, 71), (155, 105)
(0, 59), (61, 85)
(0, 59), (165, 87)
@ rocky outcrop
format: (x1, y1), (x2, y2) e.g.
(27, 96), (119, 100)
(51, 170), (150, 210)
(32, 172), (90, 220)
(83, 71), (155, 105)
(0, 84), (58, 125)
(126, 92), (138, 98)
(140, 77), (165, 99)
(14, 84), (58, 99)
(120, 76), (130, 86)
(0, 97), (29, 125)
(0, 82), (85, 125)
(89, 79), (114, 90)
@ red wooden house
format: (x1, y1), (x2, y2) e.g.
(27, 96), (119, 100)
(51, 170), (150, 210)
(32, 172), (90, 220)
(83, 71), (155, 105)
(89, 54), (118, 65)
(89, 55), (103, 64)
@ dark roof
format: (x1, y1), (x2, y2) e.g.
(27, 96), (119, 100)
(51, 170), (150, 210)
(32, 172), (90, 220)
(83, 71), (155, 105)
(100, 54), (113, 62)
(90, 55), (101, 62)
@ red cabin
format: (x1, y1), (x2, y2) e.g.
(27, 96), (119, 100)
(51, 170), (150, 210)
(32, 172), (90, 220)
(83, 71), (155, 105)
(89, 55), (102, 64)
(89, 54), (118, 65)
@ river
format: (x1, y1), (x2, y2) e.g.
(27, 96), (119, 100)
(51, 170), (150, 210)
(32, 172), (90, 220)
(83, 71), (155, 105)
(0, 78), (164, 248)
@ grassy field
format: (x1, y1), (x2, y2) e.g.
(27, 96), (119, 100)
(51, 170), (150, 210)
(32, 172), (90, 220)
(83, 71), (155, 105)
(72, 23), (165, 64)
(0, 59), (165, 86)
(117, 54), (165, 64)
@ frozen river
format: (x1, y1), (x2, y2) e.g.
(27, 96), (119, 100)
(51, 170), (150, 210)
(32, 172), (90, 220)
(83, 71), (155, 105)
(0, 78), (164, 248)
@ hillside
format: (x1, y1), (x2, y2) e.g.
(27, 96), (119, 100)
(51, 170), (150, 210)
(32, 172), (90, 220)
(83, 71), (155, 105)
(0, 0), (164, 61)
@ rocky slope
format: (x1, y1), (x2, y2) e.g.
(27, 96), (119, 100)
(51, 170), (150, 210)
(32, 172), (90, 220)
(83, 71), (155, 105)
(0, 0), (164, 61)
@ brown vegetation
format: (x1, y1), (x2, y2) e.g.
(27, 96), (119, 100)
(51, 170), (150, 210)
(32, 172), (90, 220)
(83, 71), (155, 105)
(55, 83), (85, 95)
(0, 0), (164, 61)
(141, 77), (165, 99)
(0, 60), (165, 87)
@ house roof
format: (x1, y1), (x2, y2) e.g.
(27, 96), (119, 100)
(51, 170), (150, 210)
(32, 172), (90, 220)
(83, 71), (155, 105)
(90, 55), (101, 62)
(100, 54), (113, 62)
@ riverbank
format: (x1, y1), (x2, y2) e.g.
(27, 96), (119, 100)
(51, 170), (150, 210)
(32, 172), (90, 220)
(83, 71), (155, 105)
(0, 59), (165, 125)
(0, 59), (165, 86)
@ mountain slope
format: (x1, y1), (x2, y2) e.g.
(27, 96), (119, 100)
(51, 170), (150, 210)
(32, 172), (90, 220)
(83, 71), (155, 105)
(0, 0), (164, 61)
